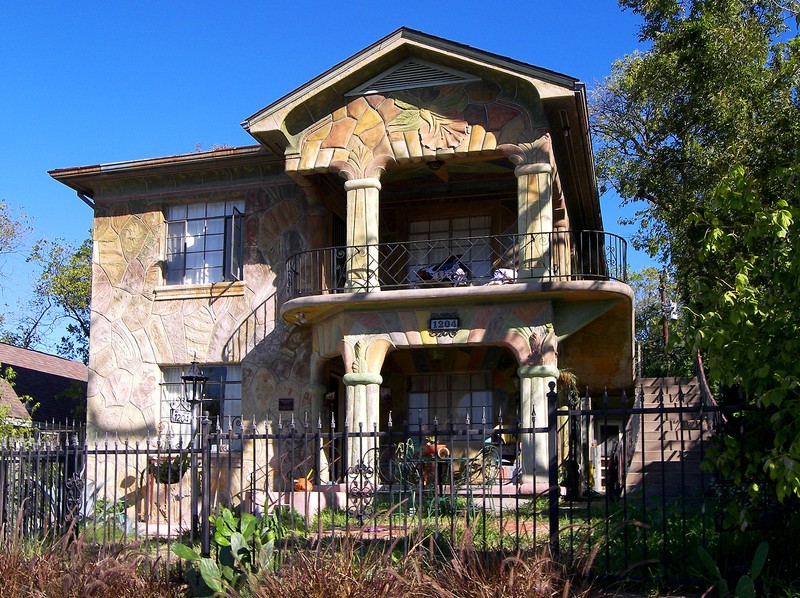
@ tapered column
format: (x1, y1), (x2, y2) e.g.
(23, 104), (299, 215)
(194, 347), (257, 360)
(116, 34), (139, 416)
(342, 372), (382, 468)
(341, 336), (392, 473)
(500, 130), (556, 280)
(344, 177), (381, 292)
(518, 364), (558, 488)
(515, 162), (553, 279)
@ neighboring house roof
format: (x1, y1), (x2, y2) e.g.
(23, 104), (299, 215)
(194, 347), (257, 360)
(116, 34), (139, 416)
(0, 343), (88, 424)
(0, 377), (31, 420)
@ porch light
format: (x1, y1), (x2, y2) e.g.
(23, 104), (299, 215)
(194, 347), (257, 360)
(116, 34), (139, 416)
(182, 357), (208, 406)
(427, 160), (444, 170)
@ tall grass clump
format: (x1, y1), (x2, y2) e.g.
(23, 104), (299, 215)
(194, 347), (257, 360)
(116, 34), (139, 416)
(0, 512), (186, 598)
(190, 519), (595, 598)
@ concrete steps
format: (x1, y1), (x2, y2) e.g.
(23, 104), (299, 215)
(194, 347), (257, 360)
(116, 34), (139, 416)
(624, 377), (709, 500)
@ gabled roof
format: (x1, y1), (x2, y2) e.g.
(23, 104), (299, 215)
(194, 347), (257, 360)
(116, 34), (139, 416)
(0, 377), (30, 420)
(0, 344), (88, 382)
(0, 344), (87, 423)
(242, 27), (584, 151)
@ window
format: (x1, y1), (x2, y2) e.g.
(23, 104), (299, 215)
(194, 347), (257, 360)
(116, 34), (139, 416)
(407, 373), (494, 432)
(161, 364), (242, 450)
(165, 200), (244, 285)
(409, 215), (493, 283)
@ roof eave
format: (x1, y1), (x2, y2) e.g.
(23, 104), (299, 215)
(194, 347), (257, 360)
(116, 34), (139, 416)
(241, 27), (581, 146)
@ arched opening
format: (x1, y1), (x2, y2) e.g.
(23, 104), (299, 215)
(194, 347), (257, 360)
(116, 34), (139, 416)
(379, 345), (519, 431)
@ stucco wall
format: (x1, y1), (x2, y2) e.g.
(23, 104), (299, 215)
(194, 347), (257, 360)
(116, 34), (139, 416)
(87, 177), (314, 439)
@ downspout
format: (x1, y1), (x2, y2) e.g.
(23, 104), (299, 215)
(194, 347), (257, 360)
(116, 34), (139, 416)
(77, 192), (94, 209)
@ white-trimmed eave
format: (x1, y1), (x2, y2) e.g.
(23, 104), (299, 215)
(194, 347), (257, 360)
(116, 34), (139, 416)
(242, 28), (582, 143)
(49, 145), (269, 198)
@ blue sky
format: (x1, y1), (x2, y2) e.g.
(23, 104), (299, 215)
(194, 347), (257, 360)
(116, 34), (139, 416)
(0, 1), (649, 350)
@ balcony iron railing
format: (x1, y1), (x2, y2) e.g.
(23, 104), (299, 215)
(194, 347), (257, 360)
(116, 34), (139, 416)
(286, 230), (627, 299)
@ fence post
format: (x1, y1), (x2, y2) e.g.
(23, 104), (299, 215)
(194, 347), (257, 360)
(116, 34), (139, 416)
(0, 442), (6, 536)
(200, 411), (212, 557)
(547, 380), (560, 558)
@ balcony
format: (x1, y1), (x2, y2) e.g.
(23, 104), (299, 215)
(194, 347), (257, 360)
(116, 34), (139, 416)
(286, 230), (627, 299)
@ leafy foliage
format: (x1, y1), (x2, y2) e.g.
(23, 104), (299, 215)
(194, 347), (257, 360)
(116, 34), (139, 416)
(0, 201), (32, 334)
(592, 0), (800, 267)
(173, 507), (284, 596)
(698, 541), (769, 598)
(0, 201), (32, 274)
(692, 167), (800, 505)
(628, 266), (693, 377)
(0, 364), (36, 439)
(1, 237), (91, 364)
(591, 0), (800, 507)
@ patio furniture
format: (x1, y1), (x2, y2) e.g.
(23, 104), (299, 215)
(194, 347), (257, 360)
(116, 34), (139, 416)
(368, 437), (502, 517)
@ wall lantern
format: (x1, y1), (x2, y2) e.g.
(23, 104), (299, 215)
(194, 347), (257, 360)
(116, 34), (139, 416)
(182, 357), (208, 406)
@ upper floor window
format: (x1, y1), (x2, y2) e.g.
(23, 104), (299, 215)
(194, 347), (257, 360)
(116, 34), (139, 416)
(165, 200), (244, 285)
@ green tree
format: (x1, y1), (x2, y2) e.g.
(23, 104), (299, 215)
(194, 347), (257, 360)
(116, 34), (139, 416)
(629, 266), (693, 378)
(591, 1), (800, 510)
(688, 167), (800, 510)
(0, 364), (35, 439)
(0, 201), (33, 334)
(1, 237), (92, 364)
(592, 0), (800, 269)
(0, 201), (32, 271)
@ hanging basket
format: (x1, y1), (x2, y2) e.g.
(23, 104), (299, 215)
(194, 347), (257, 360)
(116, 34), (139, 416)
(148, 452), (192, 485)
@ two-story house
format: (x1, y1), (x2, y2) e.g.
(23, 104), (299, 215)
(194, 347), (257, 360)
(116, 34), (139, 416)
(51, 28), (634, 490)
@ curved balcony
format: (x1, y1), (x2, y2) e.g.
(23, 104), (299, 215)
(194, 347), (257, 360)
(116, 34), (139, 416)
(286, 230), (627, 300)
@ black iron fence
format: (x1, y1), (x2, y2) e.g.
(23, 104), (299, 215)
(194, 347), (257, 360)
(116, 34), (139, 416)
(0, 383), (763, 587)
(286, 230), (627, 298)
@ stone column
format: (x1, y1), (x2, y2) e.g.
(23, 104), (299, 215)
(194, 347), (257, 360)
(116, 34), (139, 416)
(305, 204), (331, 290)
(517, 364), (558, 488)
(515, 162), (553, 279)
(500, 131), (555, 280)
(341, 337), (392, 472)
(307, 382), (330, 482)
(342, 372), (383, 468)
(343, 177), (381, 292)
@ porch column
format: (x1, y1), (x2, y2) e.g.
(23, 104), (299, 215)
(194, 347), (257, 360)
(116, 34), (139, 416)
(517, 364), (558, 488)
(308, 382), (331, 483)
(341, 336), (393, 471)
(343, 177), (381, 292)
(305, 204), (331, 290)
(500, 131), (555, 280)
(342, 372), (382, 470)
(515, 162), (553, 279)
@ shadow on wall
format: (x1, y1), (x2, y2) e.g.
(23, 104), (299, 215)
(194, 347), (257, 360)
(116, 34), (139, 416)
(222, 289), (312, 420)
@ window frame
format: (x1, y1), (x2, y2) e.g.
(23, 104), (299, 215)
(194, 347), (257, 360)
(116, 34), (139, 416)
(407, 372), (495, 433)
(408, 214), (493, 282)
(160, 364), (242, 452)
(165, 200), (244, 285)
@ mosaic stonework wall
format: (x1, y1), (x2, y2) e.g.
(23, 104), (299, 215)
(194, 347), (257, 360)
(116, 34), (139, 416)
(87, 179), (314, 438)
(313, 301), (556, 371)
(288, 82), (544, 178)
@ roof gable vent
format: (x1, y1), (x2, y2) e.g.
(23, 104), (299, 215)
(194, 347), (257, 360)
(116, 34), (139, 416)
(346, 58), (480, 96)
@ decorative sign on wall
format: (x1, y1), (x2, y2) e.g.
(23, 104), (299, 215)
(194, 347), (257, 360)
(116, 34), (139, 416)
(170, 408), (192, 425)
(429, 313), (460, 337)
(278, 397), (294, 411)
